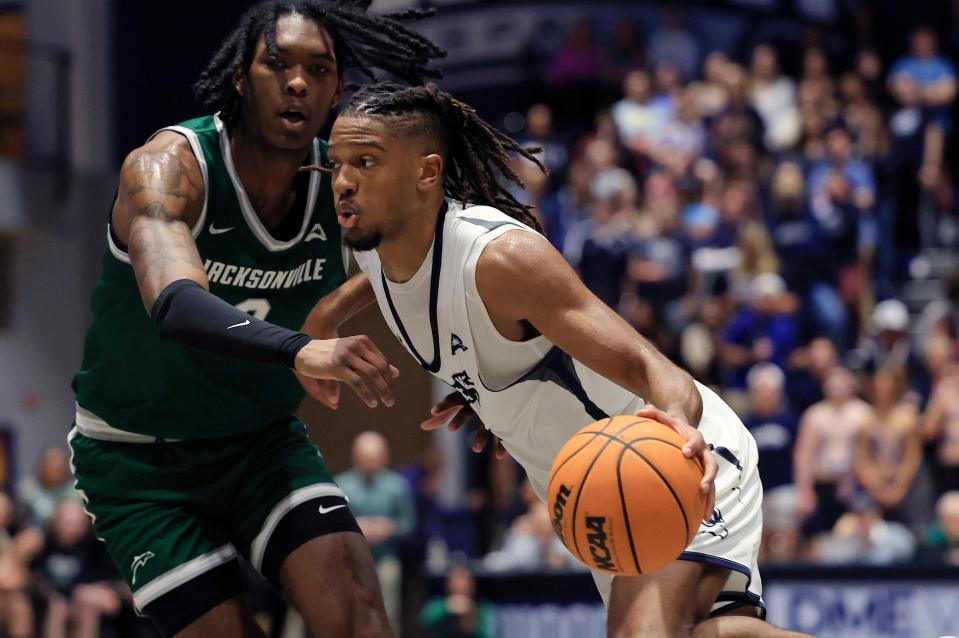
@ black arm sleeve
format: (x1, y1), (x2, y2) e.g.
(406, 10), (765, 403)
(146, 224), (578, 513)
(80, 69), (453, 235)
(151, 279), (312, 367)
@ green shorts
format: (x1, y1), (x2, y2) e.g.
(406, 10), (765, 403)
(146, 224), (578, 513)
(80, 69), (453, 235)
(68, 415), (359, 630)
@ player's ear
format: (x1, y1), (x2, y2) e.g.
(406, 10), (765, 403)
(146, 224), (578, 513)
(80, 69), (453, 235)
(233, 65), (246, 97)
(417, 154), (443, 192)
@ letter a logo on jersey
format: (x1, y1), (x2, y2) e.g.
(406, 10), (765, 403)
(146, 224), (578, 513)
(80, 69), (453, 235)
(305, 223), (327, 242)
(451, 334), (468, 355)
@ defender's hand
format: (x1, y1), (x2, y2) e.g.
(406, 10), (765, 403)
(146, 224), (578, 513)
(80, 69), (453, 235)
(294, 336), (399, 408)
(421, 392), (506, 458)
(636, 404), (718, 520)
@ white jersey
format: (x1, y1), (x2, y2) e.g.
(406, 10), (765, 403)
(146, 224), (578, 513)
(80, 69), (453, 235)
(354, 199), (765, 613)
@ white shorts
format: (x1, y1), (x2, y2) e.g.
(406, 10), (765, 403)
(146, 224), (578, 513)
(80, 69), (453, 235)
(592, 383), (765, 617)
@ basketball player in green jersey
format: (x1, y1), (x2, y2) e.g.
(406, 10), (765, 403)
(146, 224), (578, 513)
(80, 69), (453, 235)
(69, 3), (443, 636)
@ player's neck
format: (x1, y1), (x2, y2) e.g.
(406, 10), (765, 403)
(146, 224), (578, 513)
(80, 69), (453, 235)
(229, 122), (310, 225)
(378, 193), (446, 284)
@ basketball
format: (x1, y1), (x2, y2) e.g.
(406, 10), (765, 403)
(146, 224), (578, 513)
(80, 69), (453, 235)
(547, 415), (705, 575)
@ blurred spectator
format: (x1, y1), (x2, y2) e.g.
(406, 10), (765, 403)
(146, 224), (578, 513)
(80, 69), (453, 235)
(647, 8), (699, 81)
(32, 501), (126, 638)
(851, 299), (920, 377)
(688, 51), (730, 119)
(336, 432), (416, 633)
(750, 44), (801, 151)
(888, 26), (957, 110)
(419, 566), (495, 638)
(922, 359), (959, 495)
(611, 70), (662, 160)
(768, 162), (848, 348)
(883, 63), (947, 284)
(650, 89), (706, 172)
(814, 492), (916, 564)
(721, 273), (798, 393)
(919, 491), (959, 565)
(839, 72), (887, 161)
(855, 48), (888, 108)
(0, 494), (34, 638)
(563, 168), (637, 308)
(854, 368), (922, 520)
(744, 364), (799, 496)
(794, 367), (874, 537)
(807, 121), (874, 237)
(17, 448), (80, 529)
(603, 17), (645, 86)
(515, 103), (569, 192)
(785, 337), (841, 415)
(485, 482), (573, 572)
(539, 159), (592, 251)
(626, 172), (691, 333)
(710, 64), (765, 165)
(547, 18), (606, 129)
(917, 266), (959, 343)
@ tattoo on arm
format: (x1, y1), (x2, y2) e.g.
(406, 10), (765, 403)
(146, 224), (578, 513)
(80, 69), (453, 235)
(121, 147), (208, 310)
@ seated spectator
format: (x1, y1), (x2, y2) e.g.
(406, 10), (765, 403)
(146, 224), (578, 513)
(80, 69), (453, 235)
(768, 161), (848, 348)
(516, 103), (569, 192)
(538, 159), (592, 251)
(888, 26), (957, 110)
(649, 89), (706, 173)
(419, 565), (495, 638)
(0, 494), (34, 638)
(854, 367), (922, 521)
(919, 491), (959, 565)
(336, 432), (416, 633)
(721, 273), (797, 392)
(806, 122), (874, 263)
(814, 492), (915, 565)
(611, 70), (662, 159)
(688, 51), (730, 118)
(32, 501), (126, 638)
(794, 367), (874, 538)
(785, 336), (841, 416)
(563, 168), (638, 308)
(839, 72), (887, 161)
(744, 364), (799, 495)
(647, 8), (699, 82)
(850, 299), (921, 379)
(922, 359), (959, 495)
(749, 44), (801, 152)
(17, 448), (80, 529)
(602, 16), (645, 85)
(485, 482), (573, 572)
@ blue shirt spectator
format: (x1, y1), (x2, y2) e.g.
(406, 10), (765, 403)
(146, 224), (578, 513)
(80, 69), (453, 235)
(743, 364), (800, 492)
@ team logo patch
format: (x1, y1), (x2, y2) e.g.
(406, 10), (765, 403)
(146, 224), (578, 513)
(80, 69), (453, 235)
(305, 223), (327, 242)
(131, 551), (156, 585)
(451, 333), (469, 354)
(451, 370), (479, 404)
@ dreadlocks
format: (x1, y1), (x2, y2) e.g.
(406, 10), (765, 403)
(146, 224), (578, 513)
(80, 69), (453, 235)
(194, 0), (445, 127)
(342, 82), (546, 232)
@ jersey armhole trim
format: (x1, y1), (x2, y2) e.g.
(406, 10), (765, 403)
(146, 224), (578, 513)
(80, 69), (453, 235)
(108, 125), (211, 265)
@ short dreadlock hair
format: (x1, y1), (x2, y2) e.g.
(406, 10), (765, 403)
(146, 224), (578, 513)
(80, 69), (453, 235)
(341, 82), (546, 232)
(194, 0), (445, 128)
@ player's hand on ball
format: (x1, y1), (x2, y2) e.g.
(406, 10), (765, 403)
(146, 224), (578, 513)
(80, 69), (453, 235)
(635, 404), (718, 521)
(294, 336), (399, 408)
(421, 392), (506, 458)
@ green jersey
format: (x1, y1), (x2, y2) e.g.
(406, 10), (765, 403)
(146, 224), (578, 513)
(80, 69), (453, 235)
(73, 114), (347, 439)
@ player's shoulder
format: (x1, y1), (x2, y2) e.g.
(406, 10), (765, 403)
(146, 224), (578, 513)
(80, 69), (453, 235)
(120, 130), (200, 184)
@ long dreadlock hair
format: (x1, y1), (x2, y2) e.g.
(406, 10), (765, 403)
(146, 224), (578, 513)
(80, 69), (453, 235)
(194, 0), (445, 128)
(342, 82), (547, 232)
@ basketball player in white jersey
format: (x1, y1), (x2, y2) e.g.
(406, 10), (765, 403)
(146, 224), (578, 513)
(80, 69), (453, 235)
(309, 83), (813, 637)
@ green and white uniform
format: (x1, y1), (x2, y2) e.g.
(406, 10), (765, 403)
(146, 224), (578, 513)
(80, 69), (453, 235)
(70, 114), (352, 614)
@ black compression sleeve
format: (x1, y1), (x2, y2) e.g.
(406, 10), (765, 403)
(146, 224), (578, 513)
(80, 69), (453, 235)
(151, 279), (312, 367)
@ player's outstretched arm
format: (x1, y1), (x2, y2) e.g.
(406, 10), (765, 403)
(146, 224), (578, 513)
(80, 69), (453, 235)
(475, 230), (717, 515)
(113, 135), (397, 407)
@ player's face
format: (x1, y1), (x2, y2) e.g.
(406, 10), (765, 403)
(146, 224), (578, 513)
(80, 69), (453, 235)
(327, 116), (428, 250)
(236, 14), (344, 151)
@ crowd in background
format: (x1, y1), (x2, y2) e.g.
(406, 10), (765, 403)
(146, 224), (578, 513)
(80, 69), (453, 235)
(3, 7), (959, 638)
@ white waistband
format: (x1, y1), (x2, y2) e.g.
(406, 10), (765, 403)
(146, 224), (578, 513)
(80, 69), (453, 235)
(74, 405), (182, 443)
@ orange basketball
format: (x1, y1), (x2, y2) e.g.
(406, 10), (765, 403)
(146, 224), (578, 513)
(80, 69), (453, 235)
(547, 415), (705, 575)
